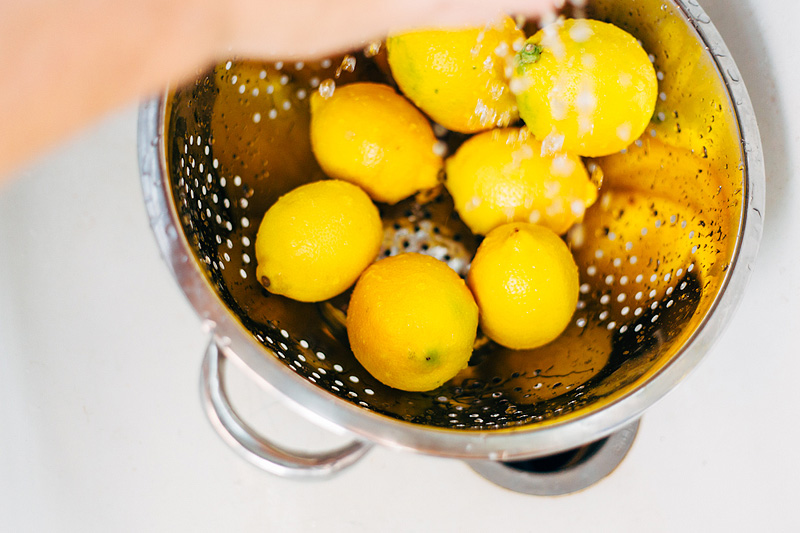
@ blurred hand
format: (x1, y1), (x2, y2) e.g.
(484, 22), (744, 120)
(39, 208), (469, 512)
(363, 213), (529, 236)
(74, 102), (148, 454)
(0, 0), (556, 178)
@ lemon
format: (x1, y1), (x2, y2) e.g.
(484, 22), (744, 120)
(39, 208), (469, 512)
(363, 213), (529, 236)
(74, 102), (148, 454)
(386, 16), (524, 133)
(310, 82), (442, 205)
(512, 19), (658, 157)
(467, 222), (579, 350)
(347, 253), (479, 392)
(569, 189), (715, 317)
(445, 127), (597, 236)
(255, 180), (382, 302)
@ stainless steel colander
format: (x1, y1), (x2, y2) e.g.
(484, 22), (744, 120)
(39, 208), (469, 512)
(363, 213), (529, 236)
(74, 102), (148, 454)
(137, 0), (764, 490)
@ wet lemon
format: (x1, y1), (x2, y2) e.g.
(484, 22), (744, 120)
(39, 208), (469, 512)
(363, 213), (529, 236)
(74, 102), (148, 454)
(386, 16), (524, 133)
(445, 127), (597, 236)
(467, 222), (579, 350)
(512, 19), (658, 157)
(255, 180), (382, 302)
(310, 82), (442, 205)
(347, 253), (479, 392)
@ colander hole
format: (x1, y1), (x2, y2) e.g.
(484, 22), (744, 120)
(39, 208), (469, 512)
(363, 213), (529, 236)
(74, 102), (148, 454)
(242, 252), (250, 264)
(634, 307), (643, 316)
(576, 318), (587, 328)
(613, 258), (622, 267)
(297, 354), (307, 362)
(318, 368), (326, 374)
(242, 236), (251, 246)
(252, 112), (261, 123)
(659, 92), (667, 101)
(666, 287), (674, 296)
(268, 109), (278, 119)
(364, 389), (374, 395)
(595, 249), (604, 259)
(649, 289), (656, 298)
(654, 220), (662, 228)
(605, 275), (614, 285)
(316, 351), (326, 360)
(580, 283), (590, 294)
(651, 302), (658, 310)
(334, 380), (344, 386)
(635, 324), (643, 332)
(279, 342), (287, 351)
(641, 228), (648, 236)
(577, 300), (586, 310)
(688, 264), (694, 272)
(635, 291), (643, 300)
(333, 364), (343, 372)
(630, 256), (638, 264)
(607, 321), (617, 330)
(599, 311), (609, 321)
(349, 376), (359, 383)
(587, 266), (597, 276)
(625, 241), (633, 251)
(680, 281), (688, 290)
(600, 295), (610, 304)
(252, 88), (259, 96)
(213, 158), (219, 169)
(667, 300), (674, 308)
(617, 293), (626, 303)
(621, 306), (630, 315)
(619, 325), (628, 333)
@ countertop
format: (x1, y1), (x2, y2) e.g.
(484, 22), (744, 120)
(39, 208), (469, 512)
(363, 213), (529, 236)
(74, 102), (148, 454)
(1, 1), (798, 531)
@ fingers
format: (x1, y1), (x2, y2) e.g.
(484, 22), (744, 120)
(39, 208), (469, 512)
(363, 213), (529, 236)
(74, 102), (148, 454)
(224, 0), (557, 60)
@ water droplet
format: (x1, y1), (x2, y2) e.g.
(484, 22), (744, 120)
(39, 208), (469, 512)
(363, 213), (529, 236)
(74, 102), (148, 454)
(318, 79), (336, 99)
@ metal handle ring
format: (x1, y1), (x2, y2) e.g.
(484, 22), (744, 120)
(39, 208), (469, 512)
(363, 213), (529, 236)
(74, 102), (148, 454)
(200, 340), (373, 478)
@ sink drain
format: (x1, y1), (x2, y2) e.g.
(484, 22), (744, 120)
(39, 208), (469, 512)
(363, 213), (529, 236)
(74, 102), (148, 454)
(467, 420), (639, 495)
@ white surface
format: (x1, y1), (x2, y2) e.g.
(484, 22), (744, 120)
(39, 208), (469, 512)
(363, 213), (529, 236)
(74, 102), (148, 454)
(1, 1), (798, 531)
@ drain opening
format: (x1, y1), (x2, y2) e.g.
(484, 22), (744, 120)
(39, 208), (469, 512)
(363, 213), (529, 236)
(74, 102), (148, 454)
(467, 420), (639, 496)
(504, 437), (608, 474)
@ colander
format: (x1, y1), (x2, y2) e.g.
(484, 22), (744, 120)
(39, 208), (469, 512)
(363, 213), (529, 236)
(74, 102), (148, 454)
(137, 0), (764, 493)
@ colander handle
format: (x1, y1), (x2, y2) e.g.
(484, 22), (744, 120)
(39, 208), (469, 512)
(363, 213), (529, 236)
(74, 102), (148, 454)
(201, 340), (372, 478)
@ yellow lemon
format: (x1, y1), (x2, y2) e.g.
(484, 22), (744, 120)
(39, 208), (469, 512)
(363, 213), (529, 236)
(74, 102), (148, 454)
(512, 19), (658, 157)
(347, 253), (479, 392)
(445, 127), (597, 236)
(310, 82), (442, 205)
(467, 222), (579, 350)
(386, 16), (524, 133)
(255, 180), (382, 302)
